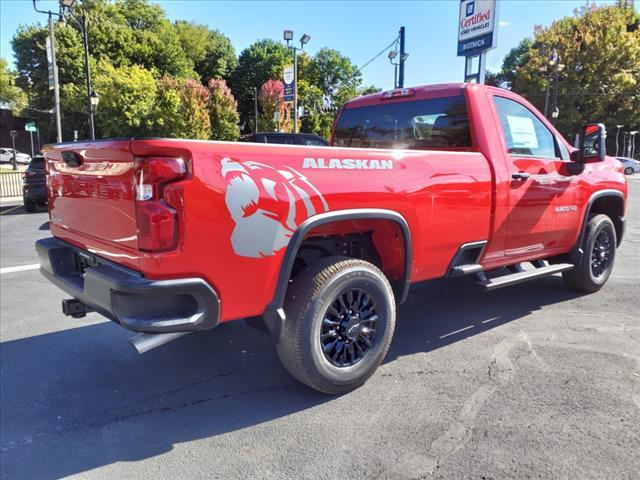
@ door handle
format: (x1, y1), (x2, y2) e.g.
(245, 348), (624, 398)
(511, 172), (531, 180)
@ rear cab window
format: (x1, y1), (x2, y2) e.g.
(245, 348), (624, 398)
(333, 95), (472, 150)
(29, 157), (45, 170)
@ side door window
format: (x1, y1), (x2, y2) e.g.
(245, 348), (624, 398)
(493, 96), (557, 158)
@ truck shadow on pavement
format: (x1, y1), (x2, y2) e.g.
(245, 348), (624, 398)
(0, 275), (582, 479)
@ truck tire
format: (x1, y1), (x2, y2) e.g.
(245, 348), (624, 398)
(563, 214), (616, 293)
(277, 256), (396, 394)
(24, 200), (36, 213)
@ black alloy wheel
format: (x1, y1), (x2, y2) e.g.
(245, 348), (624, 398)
(590, 229), (612, 279)
(320, 288), (378, 368)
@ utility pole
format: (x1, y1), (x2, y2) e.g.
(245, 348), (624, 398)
(34, 1), (63, 143)
(48, 13), (62, 143)
(398, 26), (406, 88)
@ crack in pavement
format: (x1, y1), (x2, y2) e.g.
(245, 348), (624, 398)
(378, 333), (523, 480)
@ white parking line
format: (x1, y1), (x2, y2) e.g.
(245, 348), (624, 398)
(0, 264), (40, 275)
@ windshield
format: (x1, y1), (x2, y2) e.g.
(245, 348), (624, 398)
(333, 95), (471, 150)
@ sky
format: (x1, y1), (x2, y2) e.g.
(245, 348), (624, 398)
(0, 0), (620, 90)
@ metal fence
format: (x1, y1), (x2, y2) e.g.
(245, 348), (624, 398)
(0, 172), (23, 198)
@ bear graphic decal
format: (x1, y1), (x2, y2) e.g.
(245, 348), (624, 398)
(221, 157), (329, 258)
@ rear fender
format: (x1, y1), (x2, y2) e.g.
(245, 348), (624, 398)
(262, 209), (412, 340)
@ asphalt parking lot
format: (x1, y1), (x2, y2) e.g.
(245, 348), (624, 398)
(1, 178), (639, 480)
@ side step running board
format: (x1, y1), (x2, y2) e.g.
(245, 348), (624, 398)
(477, 263), (574, 291)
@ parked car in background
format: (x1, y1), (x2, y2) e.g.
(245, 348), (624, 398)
(616, 157), (640, 175)
(0, 148), (31, 165)
(23, 154), (46, 212)
(240, 132), (329, 146)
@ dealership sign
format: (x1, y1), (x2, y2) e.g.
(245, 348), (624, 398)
(283, 65), (295, 102)
(457, 0), (498, 57)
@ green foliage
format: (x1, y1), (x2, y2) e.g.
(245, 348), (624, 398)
(298, 80), (332, 139)
(359, 85), (382, 96)
(92, 61), (157, 137)
(491, 3), (640, 146)
(174, 21), (237, 84)
(230, 39), (290, 131)
(0, 58), (28, 114)
(207, 78), (240, 141)
(9, 0), (372, 141)
(154, 77), (211, 139)
(305, 48), (362, 106)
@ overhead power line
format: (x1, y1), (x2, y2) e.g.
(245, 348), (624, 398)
(359, 37), (399, 71)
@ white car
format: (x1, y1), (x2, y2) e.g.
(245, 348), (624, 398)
(616, 157), (640, 175)
(0, 148), (31, 165)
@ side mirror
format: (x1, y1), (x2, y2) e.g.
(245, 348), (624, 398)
(575, 123), (606, 162)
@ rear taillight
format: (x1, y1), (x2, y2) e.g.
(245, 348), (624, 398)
(22, 171), (36, 184)
(135, 157), (187, 252)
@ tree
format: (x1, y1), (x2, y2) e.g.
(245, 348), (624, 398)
(486, 38), (533, 88)
(207, 78), (240, 140)
(92, 61), (158, 137)
(230, 39), (290, 131)
(359, 85), (382, 96)
(11, 0), (198, 140)
(299, 80), (333, 138)
(154, 77), (211, 139)
(0, 58), (27, 114)
(492, 3), (639, 148)
(174, 21), (237, 84)
(305, 48), (362, 106)
(258, 79), (288, 132)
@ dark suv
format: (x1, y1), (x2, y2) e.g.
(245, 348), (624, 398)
(240, 132), (329, 146)
(23, 155), (46, 212)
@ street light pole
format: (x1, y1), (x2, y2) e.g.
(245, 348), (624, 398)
(284, 31), (310, 134)
(253, 87), (258, 132)
(293, 46), (298, 133)
(80, 14), (95, 140)
(388, 51), (397, 89)
(59, 2), (96, 140)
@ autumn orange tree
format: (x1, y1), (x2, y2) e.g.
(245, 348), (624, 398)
(258, 79), (291, 132)
(207, 78), (240, 141)
(490, 2), (639, 150)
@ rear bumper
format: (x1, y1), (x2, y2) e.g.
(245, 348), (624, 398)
(36, 237), (220, 333)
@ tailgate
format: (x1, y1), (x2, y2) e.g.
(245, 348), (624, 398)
(45, 140), (140, 268)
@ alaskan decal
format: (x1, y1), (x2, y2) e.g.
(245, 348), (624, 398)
(303, 157), (393, 170)
(222, 158), (329, 258)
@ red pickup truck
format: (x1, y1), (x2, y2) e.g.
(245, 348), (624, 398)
(37, 83), (627, 394)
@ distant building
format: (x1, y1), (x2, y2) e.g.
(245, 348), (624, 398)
(0, 108), (50, 155)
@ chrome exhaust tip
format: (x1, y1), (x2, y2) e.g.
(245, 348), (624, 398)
(129, 331), (190, 354)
